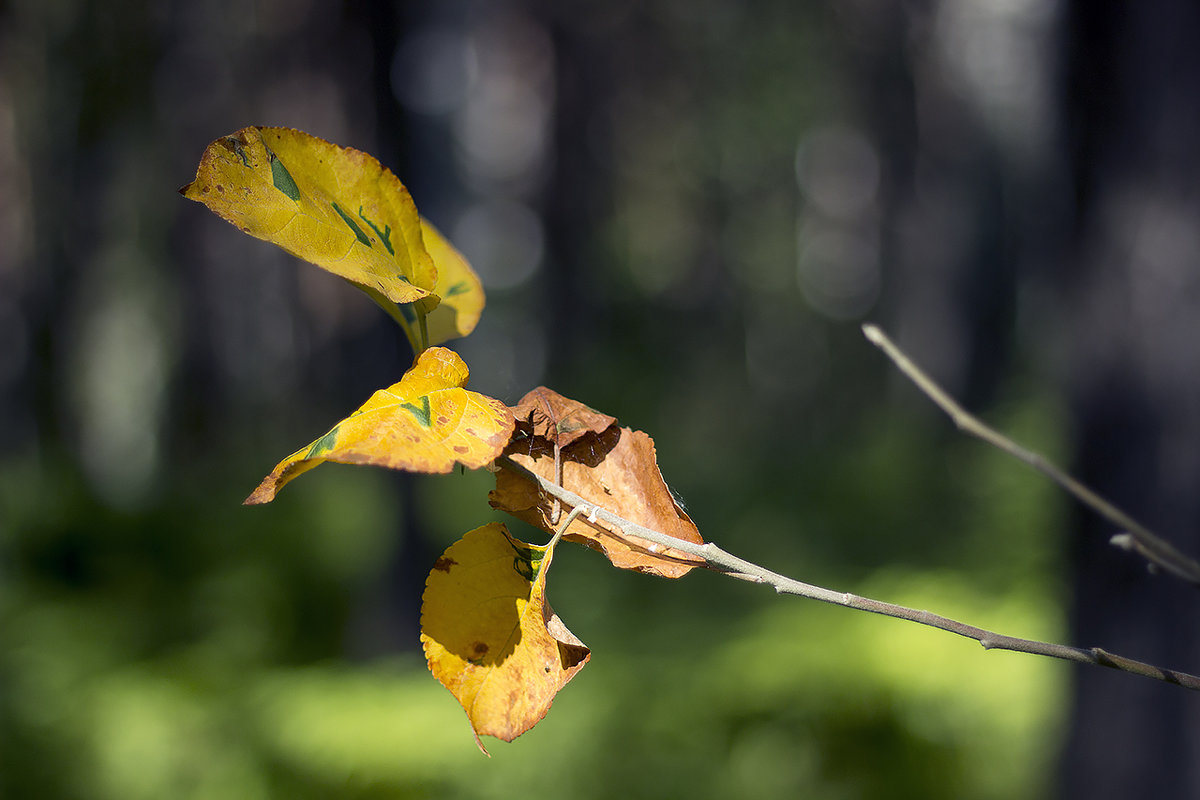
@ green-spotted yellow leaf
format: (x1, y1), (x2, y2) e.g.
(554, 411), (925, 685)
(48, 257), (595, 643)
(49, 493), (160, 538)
(245, 347), (514, 503)
(181, 126), (438, 311)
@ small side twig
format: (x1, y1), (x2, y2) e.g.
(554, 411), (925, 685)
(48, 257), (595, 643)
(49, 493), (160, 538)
(549, 442), (563, 526)
(860, 323), (1200, 587)
(497, 456), (1200, 691)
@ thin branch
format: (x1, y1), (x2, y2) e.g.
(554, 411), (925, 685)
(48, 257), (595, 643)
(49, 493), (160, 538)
(860, 323), (1200, 587)
(497, 456), (1200, 691)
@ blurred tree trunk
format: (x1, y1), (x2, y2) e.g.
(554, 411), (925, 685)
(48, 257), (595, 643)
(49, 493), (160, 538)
(1059, 1), (1200, 795)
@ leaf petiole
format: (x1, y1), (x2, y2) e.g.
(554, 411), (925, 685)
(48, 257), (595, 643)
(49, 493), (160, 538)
(361, 286), (430, 356)
(417, 307), (430, 353)
(550, 504), (587, 549)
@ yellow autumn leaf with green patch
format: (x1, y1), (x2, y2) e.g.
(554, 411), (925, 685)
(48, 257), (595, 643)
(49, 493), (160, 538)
(245, 347), (514, 504)
(420, 522), (590, 753)
(180, 126), (438, 314)
(422, 218), (485, 345)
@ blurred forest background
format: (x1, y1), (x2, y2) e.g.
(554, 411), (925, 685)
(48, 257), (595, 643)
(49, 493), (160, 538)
(3, 0), (1200, 797)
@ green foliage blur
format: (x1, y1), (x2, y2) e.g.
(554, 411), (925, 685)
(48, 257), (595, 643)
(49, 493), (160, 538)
(1, 1), (1070, 797)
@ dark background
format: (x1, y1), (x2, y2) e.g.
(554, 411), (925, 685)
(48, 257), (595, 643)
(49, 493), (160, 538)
(3, 0), (1200, 797)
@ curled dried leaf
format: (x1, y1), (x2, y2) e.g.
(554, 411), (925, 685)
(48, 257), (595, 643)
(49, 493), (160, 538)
(492, 391), (704, 578)
(510, 386), (617, 448)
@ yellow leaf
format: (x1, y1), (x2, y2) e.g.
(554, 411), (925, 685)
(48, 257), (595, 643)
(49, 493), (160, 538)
(245, 347), (514, 503)
(422, 218), (485, 345)
(420, 523), (590, 753)
(180, 126), (437, 309)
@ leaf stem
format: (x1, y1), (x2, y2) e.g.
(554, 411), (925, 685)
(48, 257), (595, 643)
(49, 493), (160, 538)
(860, 323), (1200, 587)
(362, 286), (422, 353)
(417, 309), (430, 353)
(496, 455), (1200, 691)
(550, 504), (587, 549)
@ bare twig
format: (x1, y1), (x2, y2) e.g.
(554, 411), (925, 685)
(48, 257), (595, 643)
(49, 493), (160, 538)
(497, 456), (1200, 691)
(860, 323), (1200, 587)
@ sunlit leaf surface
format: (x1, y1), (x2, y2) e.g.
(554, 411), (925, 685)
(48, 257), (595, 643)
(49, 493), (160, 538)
(181, 126), (437, 309)
(420, 523), (590, 753)
(246, 347), (514, 503)
(422, 219), (486, 345)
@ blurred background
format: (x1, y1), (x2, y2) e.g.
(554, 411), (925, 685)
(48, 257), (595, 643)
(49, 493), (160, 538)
(3, 0), (1200, 797)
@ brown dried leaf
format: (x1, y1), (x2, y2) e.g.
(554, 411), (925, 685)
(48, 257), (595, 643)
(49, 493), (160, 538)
(509, 386), (617, 448)
(491, 416), (705, 579)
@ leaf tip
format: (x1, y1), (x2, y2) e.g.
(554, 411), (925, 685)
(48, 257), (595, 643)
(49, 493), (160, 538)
(242, 486), (275, 505)
(244, 470), (289, 505)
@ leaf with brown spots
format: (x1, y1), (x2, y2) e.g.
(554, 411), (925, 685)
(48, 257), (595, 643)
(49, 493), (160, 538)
(245, 347), (514, 503)
(491, 393), (705, 578)
(420, 522), (590, 753)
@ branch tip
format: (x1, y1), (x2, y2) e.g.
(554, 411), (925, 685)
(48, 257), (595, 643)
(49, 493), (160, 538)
(864, 324), (1200, 588)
